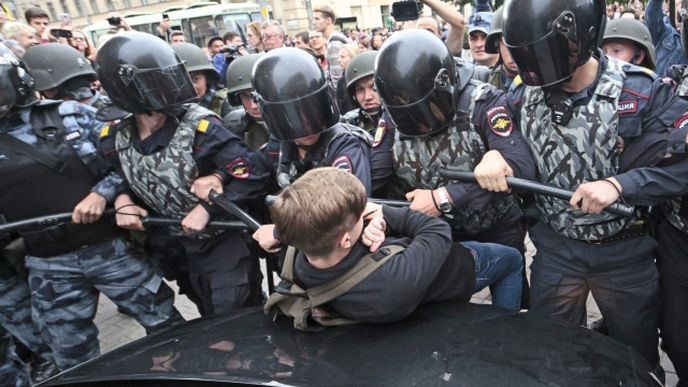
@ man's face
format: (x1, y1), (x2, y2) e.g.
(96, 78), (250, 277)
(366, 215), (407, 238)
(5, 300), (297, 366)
(261, 27), (284, 51)
(354, 76), (381, 113)
(312, 12), (328, 33)
(416, 17), (440, 37)
(602, 39), (642, 65)
(228, 36), (243, 46)
(239, 91), (262, 120)
(190, 72), (208, 98)
(498, 40), (518, 73)
(161, 18), (171, 29)
(209, 39), (225, 54)
(29, 17), (49, 35)
(469, 31), (497, 65)
(309, 32), (324, 50)
(170, 34), (185, 44)
(294, 35), (309, 49)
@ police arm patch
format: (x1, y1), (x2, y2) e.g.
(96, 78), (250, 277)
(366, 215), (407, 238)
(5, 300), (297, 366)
(674, 112), (688, 130)
(332, 155), (353, 173)
(486, 106), (513, 137)
(618, 100), (638, 114)
(226, 157), (250, 179)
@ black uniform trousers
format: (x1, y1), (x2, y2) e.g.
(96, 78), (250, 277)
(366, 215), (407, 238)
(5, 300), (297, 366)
(657, 219), (688, 386)
(528, 221), (660, 368)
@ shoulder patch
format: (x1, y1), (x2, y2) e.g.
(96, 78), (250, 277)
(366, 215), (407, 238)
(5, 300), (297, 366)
(197, 119), (210, 133)
(372, 119), (387, 148)
(332, 155), (353, 173)
(513, 75), (523, 86)
(226, 157), (250, 179)
(100, 124), (110, 138)
(486, 105), (513, 137)
(673, 112), (688, 130)
(617, 100), (638, 114)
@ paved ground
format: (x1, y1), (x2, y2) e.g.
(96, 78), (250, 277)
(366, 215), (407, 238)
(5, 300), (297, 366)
(93, 237), (678, 385)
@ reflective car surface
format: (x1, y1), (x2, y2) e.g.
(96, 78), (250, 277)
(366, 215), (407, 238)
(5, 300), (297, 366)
(40, 302), (660, 386)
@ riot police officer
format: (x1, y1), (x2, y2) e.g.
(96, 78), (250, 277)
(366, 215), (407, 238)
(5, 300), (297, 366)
(223, 53), (269, 150)
(602, 17), (656, 70)
(484, 6), (518, 92)
(488, 0), (688, 376)
(0, 42), (184, 371)
(97, 32), (270, 317)
(171, 42), (231, 118)
(22, 43), (110, 109)
(374, 29), (535, 307)
(252, 47), (373, 191)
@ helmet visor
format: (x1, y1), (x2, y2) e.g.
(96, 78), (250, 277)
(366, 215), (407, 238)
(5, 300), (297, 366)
(257, 82), (340, 141)
(129, 64), (197, 111)
(507, 31), (578, 87)
(381, 68), (456, 136)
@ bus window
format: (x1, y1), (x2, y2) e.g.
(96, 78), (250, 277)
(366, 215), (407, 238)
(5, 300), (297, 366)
(216, 13), (251, 42)
(188, 15), (219, 47)
(130, 23), (155, 35)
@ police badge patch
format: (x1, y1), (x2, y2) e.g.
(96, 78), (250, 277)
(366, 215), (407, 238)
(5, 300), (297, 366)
(226, 157), (250, 179)
(674, 112), (688, 130)
(332, 155), (353, 173)
(486, 106), (513, 137)
(617, 100), (637, 114)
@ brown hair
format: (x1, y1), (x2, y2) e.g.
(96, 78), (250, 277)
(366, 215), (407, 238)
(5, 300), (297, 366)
(313, 5), (336, 22)
(271, 167), (367, 257)
(25, 7), (49, 23)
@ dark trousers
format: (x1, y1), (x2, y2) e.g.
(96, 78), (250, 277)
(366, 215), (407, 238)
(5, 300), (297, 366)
(180, 231), (263, 316)
(529, 222), (660, 368)
(657, 219), (688, 385)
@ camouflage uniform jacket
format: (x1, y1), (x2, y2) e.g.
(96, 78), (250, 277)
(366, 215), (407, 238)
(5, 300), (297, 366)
(100, 103), (271, 218)
(510, 53), (688, 241)
(393, 81), (535, 235)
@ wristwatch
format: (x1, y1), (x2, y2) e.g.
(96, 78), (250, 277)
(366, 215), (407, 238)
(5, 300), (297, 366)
(437, 187), (453, 214)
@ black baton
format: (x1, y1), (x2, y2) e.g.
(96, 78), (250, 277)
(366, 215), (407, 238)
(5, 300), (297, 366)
(439, 169), (635, 218)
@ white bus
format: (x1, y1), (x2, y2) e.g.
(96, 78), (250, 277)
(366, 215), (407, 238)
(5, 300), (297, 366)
(83, 2), (266, 48)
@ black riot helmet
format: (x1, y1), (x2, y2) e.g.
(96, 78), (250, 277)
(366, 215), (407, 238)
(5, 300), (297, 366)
(503, 0), (606, 87)
(252, 47), (339, 141)
(375, 29), (457, 136)
(226, 53), (262, 105)
(96, 31), (196, 114)
(0, 43), (37, 118)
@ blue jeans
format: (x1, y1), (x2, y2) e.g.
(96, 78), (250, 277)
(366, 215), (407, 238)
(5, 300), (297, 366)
(462, 241), (523, 310)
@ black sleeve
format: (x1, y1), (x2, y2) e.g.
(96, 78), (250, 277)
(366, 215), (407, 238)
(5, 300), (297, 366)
(192, 117), (270, 211)
(348, 205), (453, 323)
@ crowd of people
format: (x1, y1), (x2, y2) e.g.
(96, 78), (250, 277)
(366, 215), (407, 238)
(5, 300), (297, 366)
(1, 0), (688, 386)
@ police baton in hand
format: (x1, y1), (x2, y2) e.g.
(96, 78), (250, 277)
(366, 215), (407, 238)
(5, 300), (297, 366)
(439, 168), (635, 218)
(208, 190), (277, 293)
(0, 210), (248, 234)
(265, 195), (411, 208)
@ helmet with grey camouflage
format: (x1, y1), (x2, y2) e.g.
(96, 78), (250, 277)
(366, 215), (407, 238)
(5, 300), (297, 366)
(345, 51), (377, 97)
(171, 42), (220, 83)
(485, 6), (504, 55)
(503, 0), (606, 86)
(603, 18), (656, 70)
(97, 31), (196, 114)
(252, 47), (339, 141)
(0, 43), (37, 118)
(375, 29), (458, 136)
(226, 53), (262, 105)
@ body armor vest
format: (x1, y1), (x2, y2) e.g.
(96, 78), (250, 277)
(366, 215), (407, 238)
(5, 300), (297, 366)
(665, 66), (688, 233)
(115, 104), (214, 220)
(277, 124), (372, 189)
(393, 82), (516, 235)
(0, 104), (117, 256)
(520, 57), (629, 241)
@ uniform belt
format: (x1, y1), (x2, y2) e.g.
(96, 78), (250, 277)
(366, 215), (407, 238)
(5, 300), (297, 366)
(583, 223), (648, 245)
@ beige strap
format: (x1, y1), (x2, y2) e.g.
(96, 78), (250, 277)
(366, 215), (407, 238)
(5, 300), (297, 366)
(306, 245), (405, 307)
(281, 246), (297, 282)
